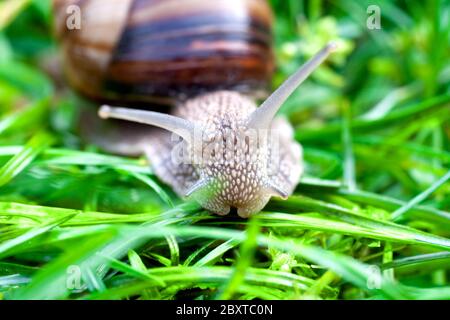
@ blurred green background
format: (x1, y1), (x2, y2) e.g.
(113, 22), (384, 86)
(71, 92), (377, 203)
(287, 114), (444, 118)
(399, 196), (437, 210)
(0, 0), (449, 300)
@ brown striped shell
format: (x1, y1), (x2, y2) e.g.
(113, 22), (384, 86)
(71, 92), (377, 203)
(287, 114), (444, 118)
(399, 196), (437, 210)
(53, 0), (275, 106)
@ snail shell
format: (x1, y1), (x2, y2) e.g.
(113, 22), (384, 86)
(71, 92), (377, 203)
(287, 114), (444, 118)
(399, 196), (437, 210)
(53, 0), (275, 106)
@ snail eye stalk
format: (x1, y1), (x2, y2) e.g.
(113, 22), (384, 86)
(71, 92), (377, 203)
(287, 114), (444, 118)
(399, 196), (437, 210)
(247, 42), (338, 129)
(99, 105), (197, 144)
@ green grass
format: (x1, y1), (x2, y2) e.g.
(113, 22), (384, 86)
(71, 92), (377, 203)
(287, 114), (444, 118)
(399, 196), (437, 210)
(0, 0), (449, 300)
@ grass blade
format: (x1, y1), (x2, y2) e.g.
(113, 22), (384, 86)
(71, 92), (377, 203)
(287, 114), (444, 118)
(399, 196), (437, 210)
(381, 251), (450, 270)
(194, 239), (240, 267)
(217, 218), (260, 299)
(129, 172), (174, 207)
(99, 254), (165, 286)
(297, 93), (450, 142)
(268, 196), (450, 251)
(391, 170), (450, 220)
(0, 131), (54, 187)
(9, 231), (117, 300)
(0, 0), (30, 30)
(0, 213), (76, 260)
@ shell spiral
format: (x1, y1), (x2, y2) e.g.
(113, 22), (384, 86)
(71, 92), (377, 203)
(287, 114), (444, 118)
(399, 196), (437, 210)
(53, 0), (275, 106)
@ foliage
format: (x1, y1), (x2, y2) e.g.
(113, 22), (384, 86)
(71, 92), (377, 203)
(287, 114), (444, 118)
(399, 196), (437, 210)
(0, 0), (449, 300)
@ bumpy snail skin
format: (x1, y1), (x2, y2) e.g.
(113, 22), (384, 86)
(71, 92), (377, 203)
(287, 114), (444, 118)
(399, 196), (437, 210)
(146, 91), (302, 218)
(99, 91), (301, 218)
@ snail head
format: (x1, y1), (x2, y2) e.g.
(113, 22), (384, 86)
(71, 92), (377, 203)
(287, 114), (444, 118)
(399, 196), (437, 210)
(99, 42), (337, 217)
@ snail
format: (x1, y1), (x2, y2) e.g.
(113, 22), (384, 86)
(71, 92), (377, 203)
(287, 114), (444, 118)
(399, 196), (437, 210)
(53, 0), (336, 218)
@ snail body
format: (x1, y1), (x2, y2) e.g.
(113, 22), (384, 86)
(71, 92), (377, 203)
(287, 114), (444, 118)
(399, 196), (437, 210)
(54, 0), (336, 217)
(100, 90), (302, 217)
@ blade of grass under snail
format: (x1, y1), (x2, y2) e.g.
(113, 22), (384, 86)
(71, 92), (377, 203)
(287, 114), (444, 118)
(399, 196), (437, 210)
(0, 201), (203, 231)
(1, 206), (208, 264)
(0, 202), (155, 228)
(1, 198), (448, 252)
(0, 131), (54, 187)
